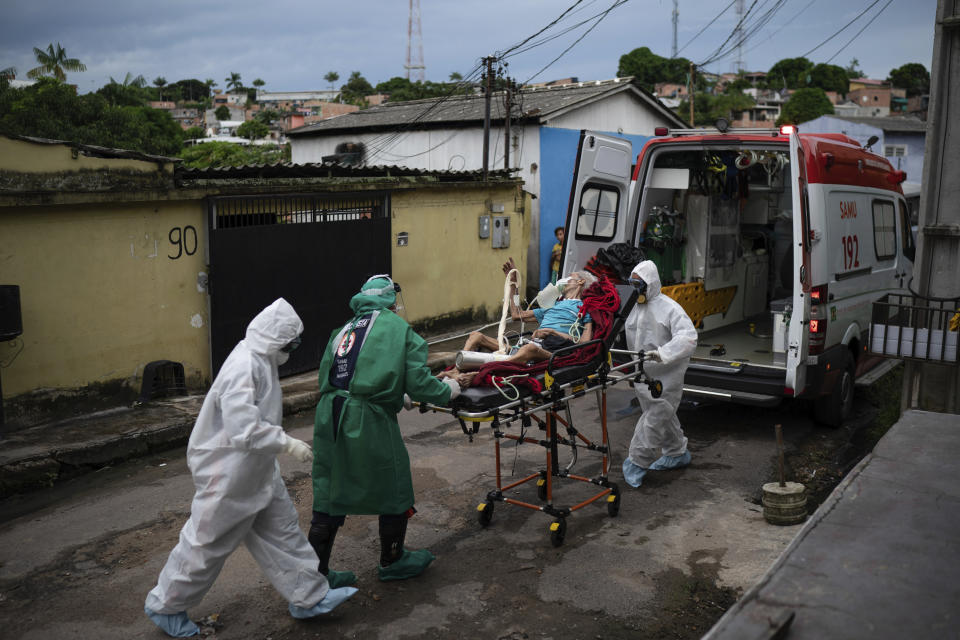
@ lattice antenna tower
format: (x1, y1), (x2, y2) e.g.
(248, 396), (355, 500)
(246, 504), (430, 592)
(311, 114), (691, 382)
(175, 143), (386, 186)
(671, 0), (679, 58)
(405, 0), (426, 82)
(734, 0), (745, 73)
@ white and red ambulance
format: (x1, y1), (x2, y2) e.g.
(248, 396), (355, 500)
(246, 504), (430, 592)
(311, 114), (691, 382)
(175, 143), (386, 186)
(562, 123), (914, 426)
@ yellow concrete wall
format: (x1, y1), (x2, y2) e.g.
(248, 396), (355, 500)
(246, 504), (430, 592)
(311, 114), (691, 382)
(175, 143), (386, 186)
(391, 185), (529, 326)
(0, 136), (174, 175)
(0, 200), (210, 396)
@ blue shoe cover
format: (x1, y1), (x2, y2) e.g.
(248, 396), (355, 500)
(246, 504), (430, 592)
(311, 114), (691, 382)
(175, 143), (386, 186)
(144, 606), (199, 637)
(622, 458), (648, 488)
(326, 569), (357, 588)
(288, 586), (358, 619)
(378, 548), (436, 581)
(649, 451), (691, 470)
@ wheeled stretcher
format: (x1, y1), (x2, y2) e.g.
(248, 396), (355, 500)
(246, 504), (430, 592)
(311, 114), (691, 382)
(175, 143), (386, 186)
(416, 289), (662, 546)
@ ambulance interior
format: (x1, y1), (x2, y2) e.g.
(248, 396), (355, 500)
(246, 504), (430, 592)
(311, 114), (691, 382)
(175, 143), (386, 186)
(636, 145), (795, 368)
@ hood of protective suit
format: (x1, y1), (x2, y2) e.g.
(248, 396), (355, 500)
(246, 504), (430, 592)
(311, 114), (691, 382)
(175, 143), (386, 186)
(631, 261), (662, 300)
(349, 277), (396, 316)
(244, 298), (304, 355)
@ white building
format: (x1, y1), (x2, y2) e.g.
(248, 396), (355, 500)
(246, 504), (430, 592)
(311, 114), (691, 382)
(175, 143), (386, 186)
(287, 77), (686, 287)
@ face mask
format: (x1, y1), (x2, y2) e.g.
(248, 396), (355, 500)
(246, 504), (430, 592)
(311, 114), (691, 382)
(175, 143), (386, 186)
(280, 335), (302, 353)
(536, 282), (560, 308)
(630, 277), (648, 304)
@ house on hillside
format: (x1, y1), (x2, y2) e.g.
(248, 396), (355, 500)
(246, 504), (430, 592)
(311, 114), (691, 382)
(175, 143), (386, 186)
(800, 114), (927, 182)
(287, 77), (687, 288)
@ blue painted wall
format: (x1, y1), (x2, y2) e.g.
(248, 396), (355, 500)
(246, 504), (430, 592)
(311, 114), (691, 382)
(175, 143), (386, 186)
(884, 131), (925, 183)
(538, 127), (651, 287)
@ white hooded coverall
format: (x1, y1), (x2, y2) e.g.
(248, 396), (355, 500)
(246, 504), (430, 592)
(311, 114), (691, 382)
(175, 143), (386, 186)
(145, 298), (329, 614)
(625, 261), (698, 468)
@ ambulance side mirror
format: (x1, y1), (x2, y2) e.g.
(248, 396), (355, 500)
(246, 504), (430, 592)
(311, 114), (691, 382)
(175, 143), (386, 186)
(865, 135), (879, 151)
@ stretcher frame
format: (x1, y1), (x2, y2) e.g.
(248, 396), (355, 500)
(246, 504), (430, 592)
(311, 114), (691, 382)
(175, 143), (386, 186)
(417, 340), (661, 546)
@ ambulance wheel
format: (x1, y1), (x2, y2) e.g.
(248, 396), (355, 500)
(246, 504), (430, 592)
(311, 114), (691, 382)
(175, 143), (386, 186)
(814, 350), (855, 428)
(549, 519), (567, 547)
(607, 484), (621, 517)
(477, 501), (494, 527)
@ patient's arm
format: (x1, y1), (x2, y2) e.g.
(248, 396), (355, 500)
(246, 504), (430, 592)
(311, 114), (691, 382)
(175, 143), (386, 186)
(577, 321), (593, 343)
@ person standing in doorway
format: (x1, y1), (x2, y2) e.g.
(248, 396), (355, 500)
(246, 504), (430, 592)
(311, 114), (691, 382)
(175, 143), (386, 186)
(550, 226), (565, 285)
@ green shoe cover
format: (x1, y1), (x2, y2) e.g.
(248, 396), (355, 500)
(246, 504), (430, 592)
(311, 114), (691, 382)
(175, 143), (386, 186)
(326, 569), (357, 588)
(378, 548), (436, 581)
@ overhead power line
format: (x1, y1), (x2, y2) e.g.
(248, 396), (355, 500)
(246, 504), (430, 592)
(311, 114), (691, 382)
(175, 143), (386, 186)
(799, 0), (882, 58)
(676, 0), (737, 56)
(826, 0), (894, 64)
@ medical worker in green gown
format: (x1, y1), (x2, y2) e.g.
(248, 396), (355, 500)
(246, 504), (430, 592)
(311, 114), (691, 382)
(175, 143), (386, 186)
(309, 275), (460, 585)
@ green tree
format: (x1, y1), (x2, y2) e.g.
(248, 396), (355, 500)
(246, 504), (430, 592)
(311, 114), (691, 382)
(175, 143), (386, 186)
(340, 71), (374, 106)
(617, 47), (691, 92)
(807, 63), (849, 94)
(204, 78), (218, 94)
(183, 125), (206, 140)
(97, 73), (151, 107)
(153, 76), (167, 101)
(215, 105), (230, 120)
(0, 77), (182, 155)
(254, 109), (280, 125)
(225, 71), (243, 93)
(2, 66), (17, 79)
(449, 71), (463, 82)
(178, 140), (290, 169)
(252, 78), (265, 89)
(27, 43), (86, 82)
(324, 71), (339, 90)
(887, 62), (930, 96)
(679, 90), (755, 126)
(236, 119), (269, 140)
(777, 87), (834, 125)
(766, 57), (813, 90)
(844, 57), (864, 79)
(170, 78), (210, 102)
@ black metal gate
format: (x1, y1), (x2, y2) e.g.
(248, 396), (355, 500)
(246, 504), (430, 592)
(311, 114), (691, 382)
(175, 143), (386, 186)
(207, 192), (391, 377)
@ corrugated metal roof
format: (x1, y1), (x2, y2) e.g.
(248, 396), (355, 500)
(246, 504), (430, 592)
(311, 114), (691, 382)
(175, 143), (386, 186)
(175, 161), (516, 182)
(7, 133), (180, 163)
(825, 115), (927, 133)
(288, 77), (685, 136)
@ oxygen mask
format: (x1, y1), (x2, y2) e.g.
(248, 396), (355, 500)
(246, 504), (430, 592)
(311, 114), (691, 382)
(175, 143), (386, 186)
(535, 282), (561, 308)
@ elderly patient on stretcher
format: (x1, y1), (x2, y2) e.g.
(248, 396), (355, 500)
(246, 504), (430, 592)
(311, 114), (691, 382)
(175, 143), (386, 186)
(440, 258), (595, 389)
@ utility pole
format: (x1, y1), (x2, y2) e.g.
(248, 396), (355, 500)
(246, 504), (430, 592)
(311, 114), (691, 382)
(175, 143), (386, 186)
(689, 62), (695, 126)
(671, 0), (679, 59)
(734, 0), (745, 73)
(504, 78), (512, 170)
(482, 56), (494, 180)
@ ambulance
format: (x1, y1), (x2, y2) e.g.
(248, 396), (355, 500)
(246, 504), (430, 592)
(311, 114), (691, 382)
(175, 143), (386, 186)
(561, 123), (914, 426)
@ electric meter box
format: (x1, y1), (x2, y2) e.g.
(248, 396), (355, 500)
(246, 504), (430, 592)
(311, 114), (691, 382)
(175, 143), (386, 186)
(491, 216), (510, 249)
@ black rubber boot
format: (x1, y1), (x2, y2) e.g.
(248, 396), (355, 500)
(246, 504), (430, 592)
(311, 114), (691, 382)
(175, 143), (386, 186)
(309, 514), (356, 588)
(308, 521), (339, 576)
(378, 514), (407, 567)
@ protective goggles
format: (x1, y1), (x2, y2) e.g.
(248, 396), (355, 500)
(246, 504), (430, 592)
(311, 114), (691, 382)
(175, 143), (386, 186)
(364, 274), (402, 296)
(280, 334), (302, 353)
(629, 277), (648, 299)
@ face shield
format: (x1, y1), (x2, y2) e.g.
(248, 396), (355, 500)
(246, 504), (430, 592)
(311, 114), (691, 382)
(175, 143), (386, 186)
(629, 275), (649, 304)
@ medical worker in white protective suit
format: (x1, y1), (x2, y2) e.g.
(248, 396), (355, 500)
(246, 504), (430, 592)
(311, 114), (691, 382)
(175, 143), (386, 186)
(622, 261), (698, 487)
(145, 298), (357, 638)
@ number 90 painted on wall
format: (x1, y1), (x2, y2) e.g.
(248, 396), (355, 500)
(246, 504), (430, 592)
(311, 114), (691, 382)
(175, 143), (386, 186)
(168, 226), (198, 260)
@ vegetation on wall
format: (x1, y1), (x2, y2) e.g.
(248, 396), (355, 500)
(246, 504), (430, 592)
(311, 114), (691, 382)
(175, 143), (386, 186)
(178, 140), (290, 168)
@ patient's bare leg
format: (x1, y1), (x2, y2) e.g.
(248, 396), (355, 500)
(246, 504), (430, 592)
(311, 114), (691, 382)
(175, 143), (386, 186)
(464, 331), (500, 352)
(506, 343), (551, 364)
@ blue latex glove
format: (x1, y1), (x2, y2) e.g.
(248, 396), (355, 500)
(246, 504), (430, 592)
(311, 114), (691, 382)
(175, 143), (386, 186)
(649, 451), (691, 470)
(288, 586), (358, 619)
(144, 607), (199, 637)
(621, 458), (648, 488)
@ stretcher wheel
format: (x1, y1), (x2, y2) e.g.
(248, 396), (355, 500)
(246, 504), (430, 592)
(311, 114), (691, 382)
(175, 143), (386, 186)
(477, 501), (494, 527)
(536, 478), (547, 502)
(648, 379), (663, 398)
(606, 484), (621, 517)
(549, 518), (567, 547)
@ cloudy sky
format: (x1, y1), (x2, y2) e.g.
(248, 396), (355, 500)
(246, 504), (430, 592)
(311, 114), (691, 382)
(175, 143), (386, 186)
(1, 0), (938, 94)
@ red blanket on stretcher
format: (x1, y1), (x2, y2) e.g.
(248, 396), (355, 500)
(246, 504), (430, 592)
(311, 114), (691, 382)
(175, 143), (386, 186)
(469, 277), (621, 393)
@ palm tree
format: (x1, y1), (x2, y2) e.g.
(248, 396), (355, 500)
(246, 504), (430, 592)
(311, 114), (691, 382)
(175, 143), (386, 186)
(225, 71), (242, 93)
(27, 43), (86, 82)
(111, 72), (146, 88)
(153, 76), (167, 101)
(1, 66), (16, 80)
(324, 71), (340, 94)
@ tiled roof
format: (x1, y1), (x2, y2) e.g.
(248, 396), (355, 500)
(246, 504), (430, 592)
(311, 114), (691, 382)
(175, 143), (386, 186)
(825, 115), (927, 133)
(175, 161), (516, 182)
(288, 77), (685, 136)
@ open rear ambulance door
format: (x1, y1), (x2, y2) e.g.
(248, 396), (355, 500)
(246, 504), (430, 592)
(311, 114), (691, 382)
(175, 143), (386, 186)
(786, 129), (812, 395)
(562, 131), (634, 277)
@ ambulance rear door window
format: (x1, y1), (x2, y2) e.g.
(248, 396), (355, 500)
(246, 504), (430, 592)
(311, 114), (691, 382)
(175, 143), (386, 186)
(872, 199), (896, 261)
(576, 184), (619, 240)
